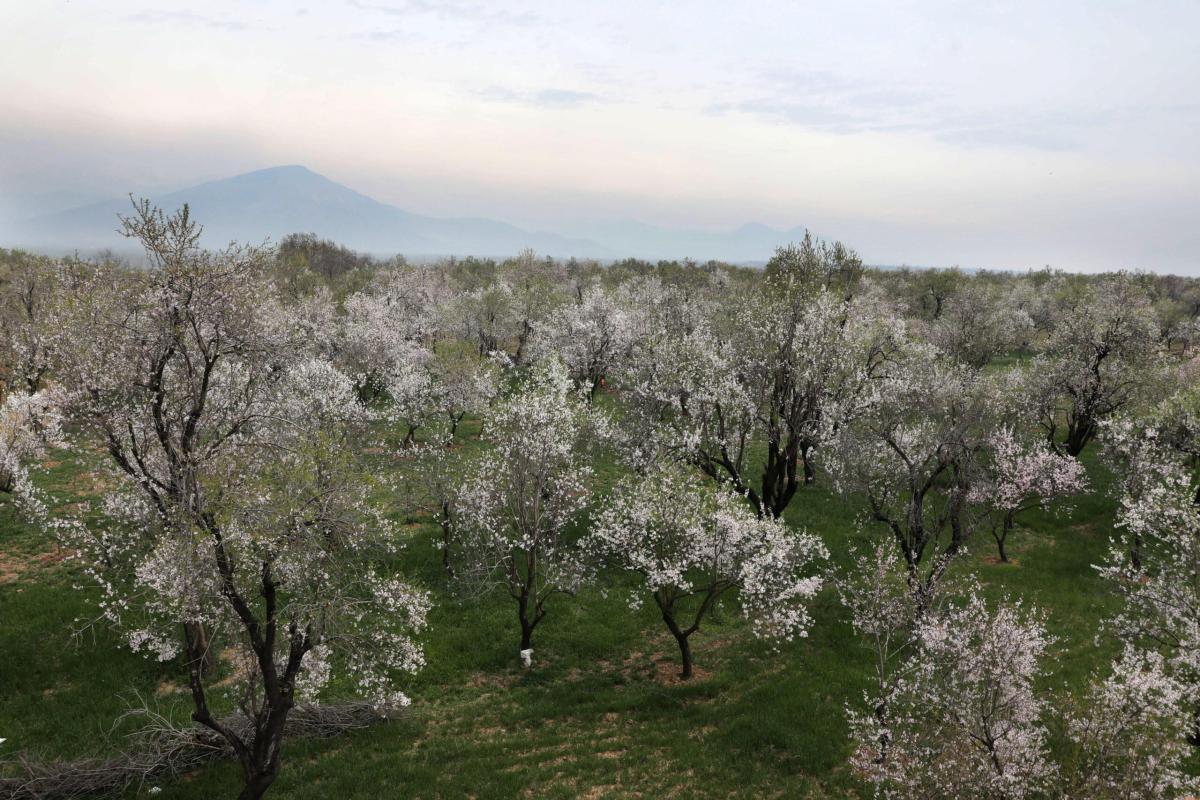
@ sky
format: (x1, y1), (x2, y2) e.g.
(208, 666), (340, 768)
(1, 0), (1198, 273)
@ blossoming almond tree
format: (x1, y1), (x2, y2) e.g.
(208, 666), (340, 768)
(621, 282), (891, 518)
(826, 345), (998, 588)
(837, 540), (975, 784)
(0, 250), (69, 397)
(587, 463), (827, 678)
(529, 284), (636, 400)
(453, 358), (608, 656)
(970, 426), (1087, 563)
(24, 202), (430, 800)
(428, 340), (500, 438)
(1025, 274), (1166, 456)
(1064, 645), (1198, 799)
(1097, 423), (1200, 741)
(0, 388), (63, 494)
(848, 589), (1056, 799)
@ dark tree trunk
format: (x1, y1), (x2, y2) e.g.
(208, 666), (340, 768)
(760, 436), (800, 519)
(238, 769), (278, 800)
(992, 512), (1015, 563)
(872, 697), (891, 764)
(1064, 415), (1094, 457)
(517, 591), (538, 651)
(515, 319), (532, 366)
(947, 474), (968, 556)
(235, 700), (292, 800)
(673, 629), (693, 679)
(655, 593), (694, 679)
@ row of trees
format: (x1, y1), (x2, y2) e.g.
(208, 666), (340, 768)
(1, 212), (1198, 798)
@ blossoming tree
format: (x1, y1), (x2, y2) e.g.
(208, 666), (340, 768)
(970, 426), (1087, 562)
(530, 285), (636, 400)
(26, 202), (430, 800)
(1065, 646), (1198, 799)
(826, 345), (997, 587)
(452, 358), (608, 656)
(848, 588), (1056, 799)
(0, 388), (62, 494)
(588, 463), (827, 678)
(621, 279), (891, 518)
(1025, 275), (1166, 456)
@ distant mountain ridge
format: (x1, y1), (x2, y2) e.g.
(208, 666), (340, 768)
(7, 165), (810, 263)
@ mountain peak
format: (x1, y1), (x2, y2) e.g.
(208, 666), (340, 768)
(10, 166), (806, 262)
(217, 164), (334, 188)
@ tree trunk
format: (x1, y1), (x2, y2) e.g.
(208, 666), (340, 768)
(996, 513), (1014, 564)
(238, 771), (278, 800)
(519, 621), (534, 651)
(1064, 416), (1093, 457)
(517, 591), (537, 651)
(184, 622), (215, 678)
(800, 442), (816, 486)
(656, 596), (694, 679)
(515, 319), (532, 366)
(673, 630), (693, 679)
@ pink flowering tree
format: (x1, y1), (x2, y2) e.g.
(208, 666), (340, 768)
(1097, 423), (1200, 737)
(837, 542), (970, 783)
(24, 203), (430, 800)
(587, 463), (827, 678)
(842, 542), (1200, 798)
(848, 587), (1056, 799)
(970, 426), (1087, 562)
(452, 358), (608, 656)
(1064, 645), (1198, 799)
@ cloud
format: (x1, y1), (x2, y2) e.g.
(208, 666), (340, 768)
(707, 69), (1087, 152)
(936, 125), (1078, 152)
(349, 27), (422, 43)
(124, 10), (252, 32)
(346, 0), (540, 28)
(478, 86), (605, 109)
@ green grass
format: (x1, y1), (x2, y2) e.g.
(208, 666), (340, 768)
(0, 424), (1134, 798)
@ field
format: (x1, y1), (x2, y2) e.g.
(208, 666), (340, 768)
(0, 412), (1130, 799)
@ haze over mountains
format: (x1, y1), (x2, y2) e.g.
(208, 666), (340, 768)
(5, 166), (811, 263)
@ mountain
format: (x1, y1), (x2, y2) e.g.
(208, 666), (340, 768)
(559, 219), (811, 263)
(6, 165), (808, 262)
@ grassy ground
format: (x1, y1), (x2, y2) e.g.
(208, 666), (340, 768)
(0, 417), (1130, 798)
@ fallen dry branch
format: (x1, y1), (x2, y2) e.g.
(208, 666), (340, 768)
(0, 702), (397, 800)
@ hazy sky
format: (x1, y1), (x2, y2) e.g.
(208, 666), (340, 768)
(2, 1), (1199, 272)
